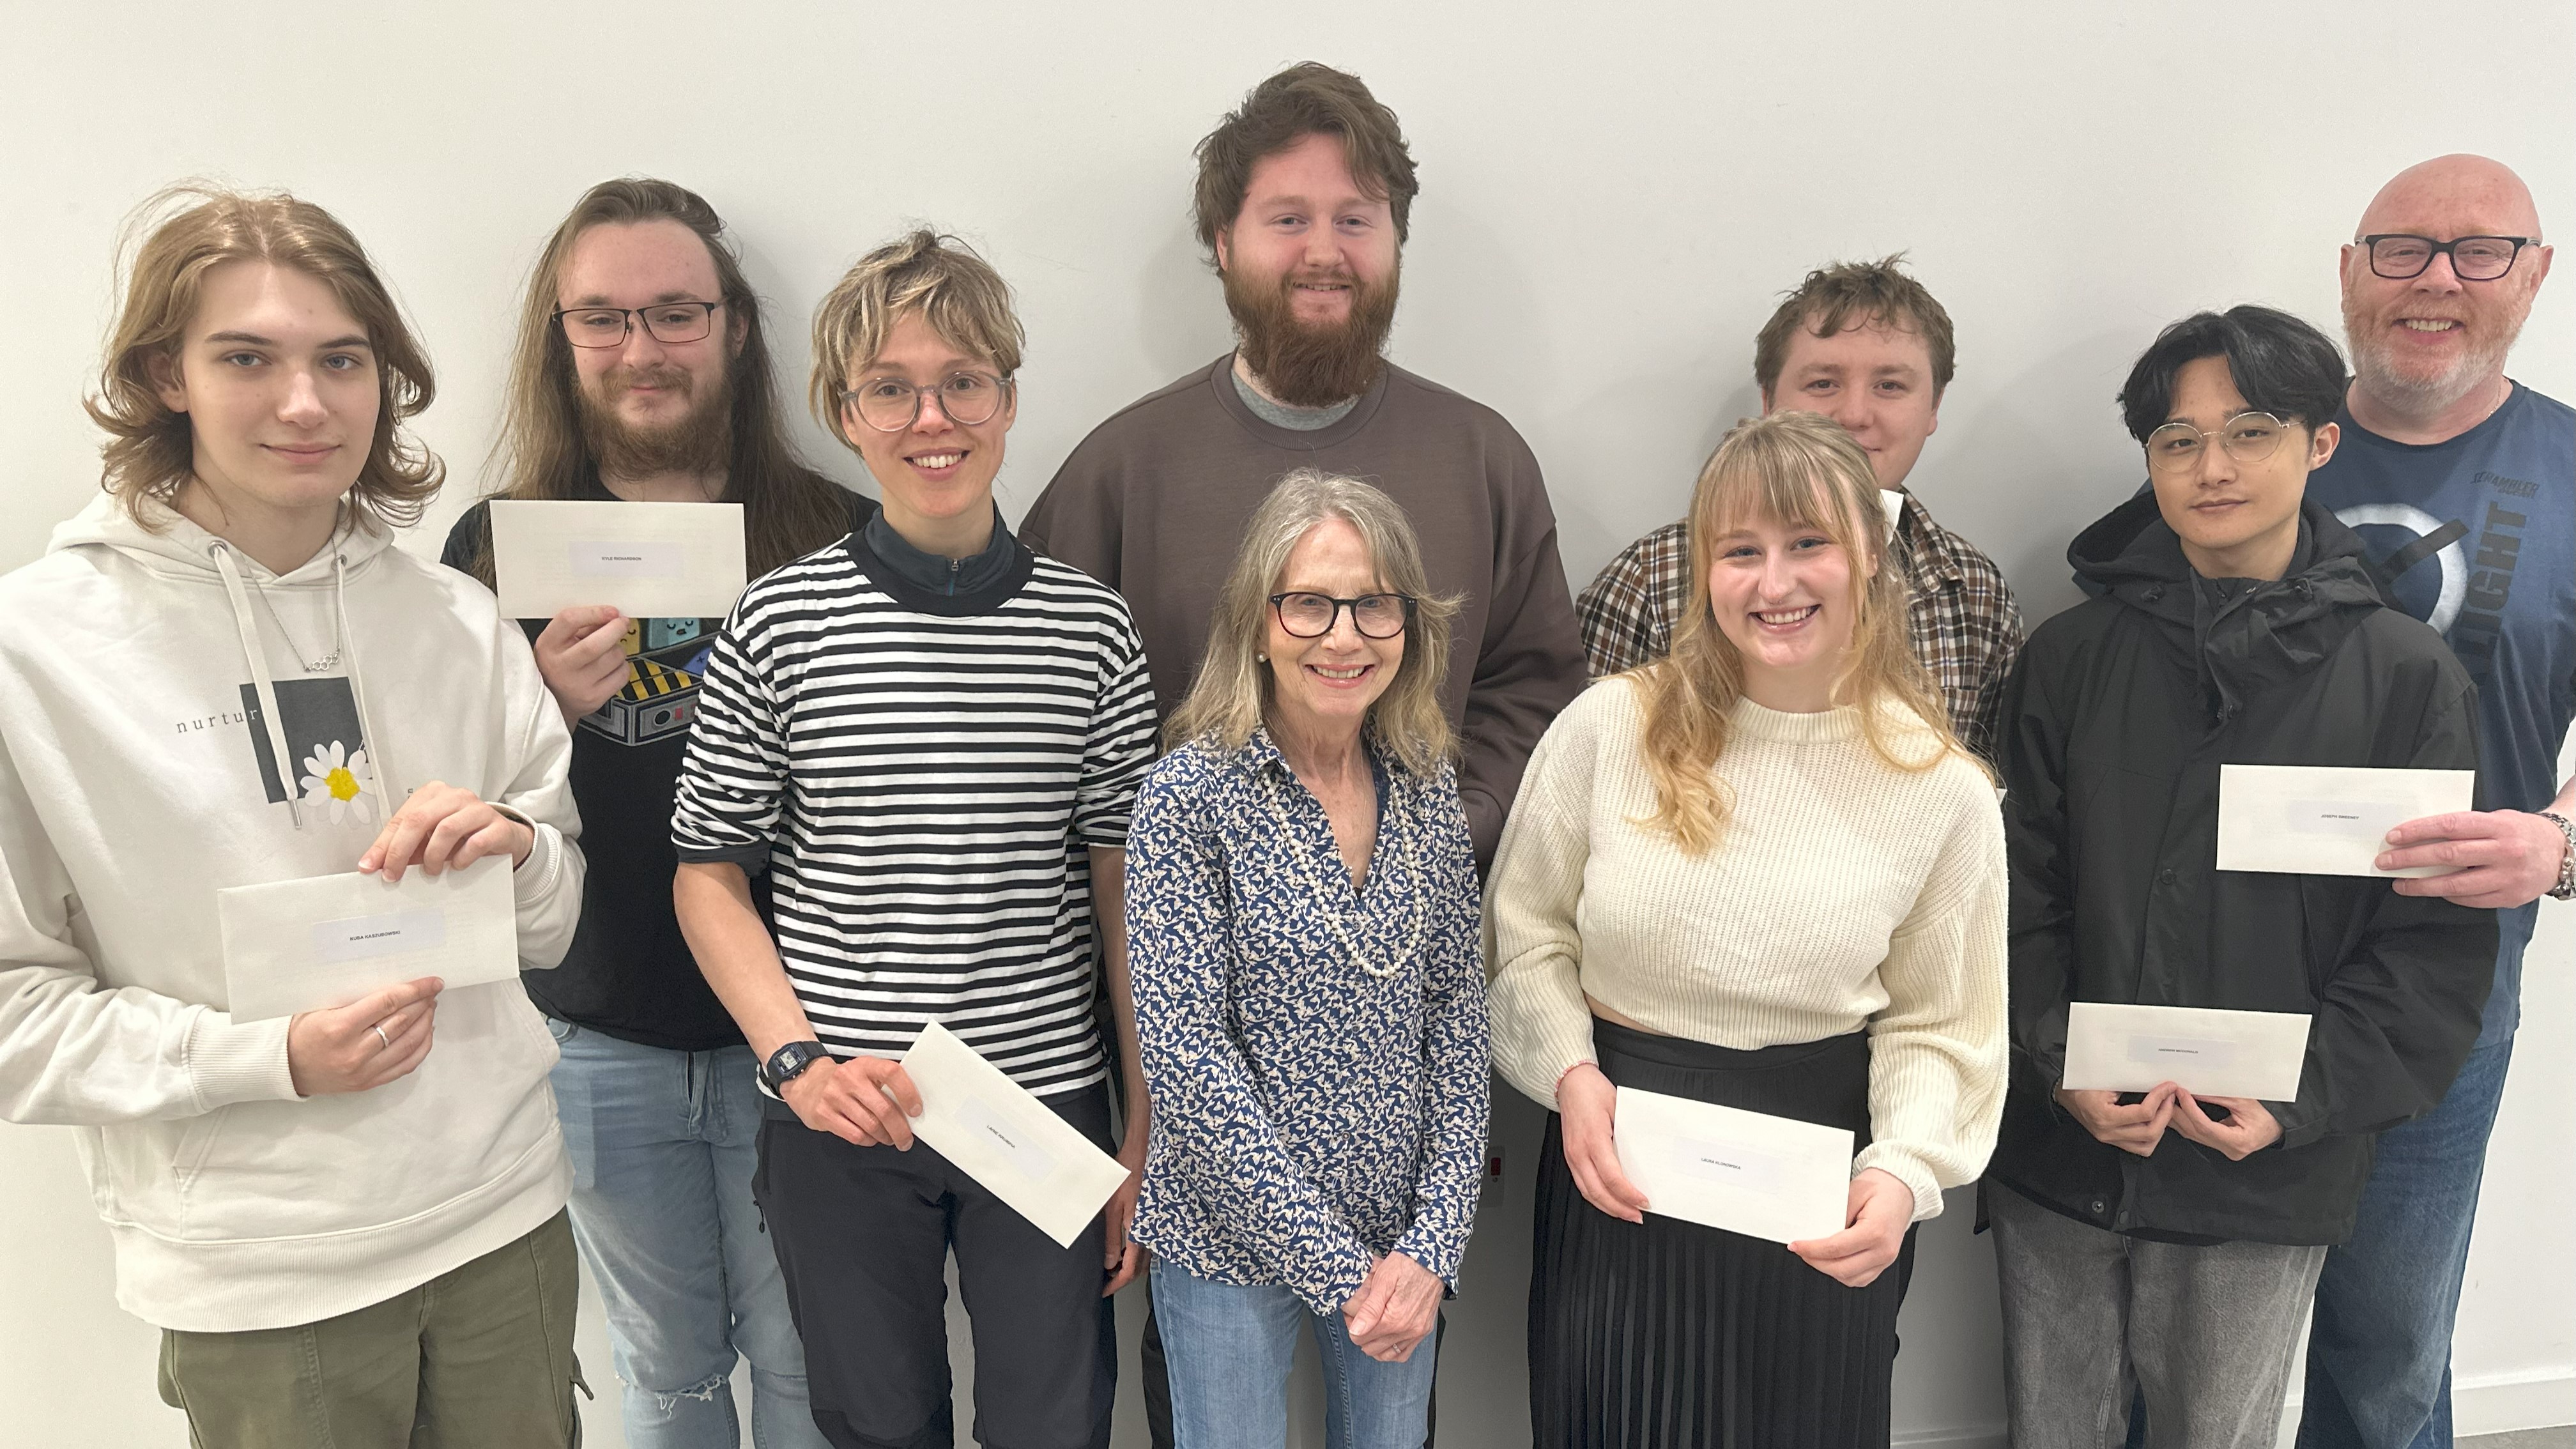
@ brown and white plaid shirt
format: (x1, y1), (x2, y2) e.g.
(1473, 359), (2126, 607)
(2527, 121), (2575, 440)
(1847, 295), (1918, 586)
(1575, 489), (2024, 765)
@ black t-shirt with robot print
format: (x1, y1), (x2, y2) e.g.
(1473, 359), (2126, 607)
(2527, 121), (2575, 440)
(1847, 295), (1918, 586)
(442, 483), (873, 1052)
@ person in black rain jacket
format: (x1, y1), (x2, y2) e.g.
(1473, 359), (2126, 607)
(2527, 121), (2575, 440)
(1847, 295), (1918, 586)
(1984, 305), (2496, 1449)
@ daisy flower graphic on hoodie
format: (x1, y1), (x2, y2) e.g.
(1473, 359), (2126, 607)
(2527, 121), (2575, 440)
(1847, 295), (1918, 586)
(298, 740), (378, 824)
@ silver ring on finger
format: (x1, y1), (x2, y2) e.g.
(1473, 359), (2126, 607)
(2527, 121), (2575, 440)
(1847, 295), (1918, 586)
(372, 1023), (393, 1052)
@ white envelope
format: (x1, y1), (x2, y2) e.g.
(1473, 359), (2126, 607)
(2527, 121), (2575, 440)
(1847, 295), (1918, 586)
(488, 500), (748, 620)
(899, 1022), (1130, 1249)
(216, 857), (519, 1022)
(2215, 764), (2472, 878)
(2062, 1002), (2311, 1100)
(1612, 1086), (1853, 1245)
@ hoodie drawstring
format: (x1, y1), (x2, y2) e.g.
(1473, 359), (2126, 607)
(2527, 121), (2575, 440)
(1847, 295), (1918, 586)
(332, 548), (402, 808)
(210, 534), (400, 832)
(210, 542), (306, 831)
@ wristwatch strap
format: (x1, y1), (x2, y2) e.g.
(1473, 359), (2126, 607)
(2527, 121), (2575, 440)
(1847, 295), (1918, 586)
(762, 1040), (829, 1090)
(2540, 811), (2576, 901)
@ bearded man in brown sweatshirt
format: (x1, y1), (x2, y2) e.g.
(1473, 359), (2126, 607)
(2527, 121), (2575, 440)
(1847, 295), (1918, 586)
(1020, 62), (1586, 873)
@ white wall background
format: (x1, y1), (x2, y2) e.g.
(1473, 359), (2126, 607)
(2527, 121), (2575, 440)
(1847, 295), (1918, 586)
(2, 2), (2570, 1444)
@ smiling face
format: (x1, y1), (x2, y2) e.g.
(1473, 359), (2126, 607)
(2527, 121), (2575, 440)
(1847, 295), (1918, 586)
(2149, 355), (2336, 581)
(1703, 489), (1870, 710)
(1216, 132), (1403, 407)
(151, 261), (380, 526)
(556, 218), (740, 457)
(843, 310), (1014, 544)
(1218, 132), (1399, 329)
(2340, 156), (2550, 422)
(1264, 516), (1405, 746)
(1761, 317), (1941, 489)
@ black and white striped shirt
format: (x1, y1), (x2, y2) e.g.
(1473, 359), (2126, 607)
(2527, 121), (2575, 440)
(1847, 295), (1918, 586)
(670, 528), (1157, 1096)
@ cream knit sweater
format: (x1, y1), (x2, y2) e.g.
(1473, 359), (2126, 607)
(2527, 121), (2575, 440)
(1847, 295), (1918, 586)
(1484, 676), (2008, 1221)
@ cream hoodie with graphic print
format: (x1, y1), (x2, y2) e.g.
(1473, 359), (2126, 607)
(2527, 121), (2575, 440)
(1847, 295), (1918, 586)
(0, 493), (585, 1333)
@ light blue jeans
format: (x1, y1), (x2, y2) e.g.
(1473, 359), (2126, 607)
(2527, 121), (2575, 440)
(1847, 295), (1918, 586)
(546, 1017), (828, 1449)
(1149, 1257), (1436, 1449)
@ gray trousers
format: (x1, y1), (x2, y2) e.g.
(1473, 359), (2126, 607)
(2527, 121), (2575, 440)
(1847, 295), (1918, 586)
(1989, 1183), (2326, 1449)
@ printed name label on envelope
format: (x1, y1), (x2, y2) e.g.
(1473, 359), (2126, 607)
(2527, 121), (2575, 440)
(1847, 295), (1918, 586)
(568, 540), (684, 578)
(1669, 1137), (1784, 1195)
(2128, 1035), (2239, 1070)
(2284, 797), (2410, 838)
(956, 1096), (1059, 1182)
(312, 907), (447, 964)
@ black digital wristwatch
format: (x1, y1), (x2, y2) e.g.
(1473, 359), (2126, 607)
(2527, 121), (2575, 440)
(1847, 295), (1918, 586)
(761, 1040), (831, 1091)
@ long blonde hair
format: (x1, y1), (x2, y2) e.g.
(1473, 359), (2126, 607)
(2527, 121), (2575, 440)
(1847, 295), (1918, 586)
(1629, 411), (1965, 853)
(1167, 470), (1459, 777)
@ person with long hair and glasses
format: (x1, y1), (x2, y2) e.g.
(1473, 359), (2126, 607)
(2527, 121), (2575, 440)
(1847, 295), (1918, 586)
(1487, 410), (2007, 1449)
(1125, 471), (1489, 1449)
(438, 178), (862, 1449)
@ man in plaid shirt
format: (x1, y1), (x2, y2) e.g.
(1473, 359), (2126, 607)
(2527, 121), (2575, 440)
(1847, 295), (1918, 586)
(1577, 257), (2023, 764)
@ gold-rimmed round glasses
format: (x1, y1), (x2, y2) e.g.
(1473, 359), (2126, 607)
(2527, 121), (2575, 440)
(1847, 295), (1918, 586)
(2144, 411), (2292, 474)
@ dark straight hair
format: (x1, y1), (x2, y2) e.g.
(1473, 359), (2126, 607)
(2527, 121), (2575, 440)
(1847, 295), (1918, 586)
(471, 178), (852, 585)
(2117, 304), (2350, 443)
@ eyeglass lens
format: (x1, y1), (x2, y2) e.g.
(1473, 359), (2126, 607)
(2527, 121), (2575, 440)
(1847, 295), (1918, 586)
(847, 373), (1007, 431)
(2145, 415), (2288, 472)
(556, 303), (719, 349)
(2368, 236), (2525, 281)
(1275, 593), (1408, 638)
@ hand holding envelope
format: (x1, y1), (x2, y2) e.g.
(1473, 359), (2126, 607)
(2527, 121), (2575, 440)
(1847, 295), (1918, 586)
(2216, 764), (2472, 878)
(895, 1022), (1131, 1250)
(488, 500), (748, 620)
(217, 854), (520, 1023)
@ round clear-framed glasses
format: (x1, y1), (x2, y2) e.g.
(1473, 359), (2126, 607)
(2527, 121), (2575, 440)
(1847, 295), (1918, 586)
(839, 371), (1013, 433)
(2144, 411), (2293, 474)
(2359, 234), (2538, 282)
(553, 300), (723, 349)
(1268, 592), (1416, 640)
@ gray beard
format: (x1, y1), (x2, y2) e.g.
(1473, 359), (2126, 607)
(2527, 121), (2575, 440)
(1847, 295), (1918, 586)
(2343, 309), (2521, 425)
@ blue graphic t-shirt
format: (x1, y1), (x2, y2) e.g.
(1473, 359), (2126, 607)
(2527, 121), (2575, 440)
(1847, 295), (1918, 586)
(2307, 381), (2576, 1044)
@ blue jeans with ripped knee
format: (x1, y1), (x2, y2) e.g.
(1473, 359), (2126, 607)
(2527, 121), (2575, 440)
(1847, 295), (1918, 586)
(546, 1017), (829, 1449)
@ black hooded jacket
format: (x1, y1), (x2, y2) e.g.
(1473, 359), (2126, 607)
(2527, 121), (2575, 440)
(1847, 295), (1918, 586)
(1988, 494), (2495, 1246)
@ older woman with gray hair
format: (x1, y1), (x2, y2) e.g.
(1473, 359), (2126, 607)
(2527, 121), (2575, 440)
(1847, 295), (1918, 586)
(1124, 469), (1491, 1449)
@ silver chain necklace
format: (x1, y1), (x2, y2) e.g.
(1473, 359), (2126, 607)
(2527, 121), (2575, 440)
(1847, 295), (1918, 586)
(251, 580), (341, 673)
(1261, 764), (1425, 981)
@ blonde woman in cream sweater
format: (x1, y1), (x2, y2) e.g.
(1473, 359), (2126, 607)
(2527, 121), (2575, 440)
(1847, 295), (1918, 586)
(1486, 410), (2007, 1449)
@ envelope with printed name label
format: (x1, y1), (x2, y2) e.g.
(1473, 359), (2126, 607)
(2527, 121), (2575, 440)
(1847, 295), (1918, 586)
(1611, 1086), (1854, 1245)
(488, 500), (747, 620)
(2214, 764), (2472, 878)
(2062, 1002), (2311, 1100)
(217, 856), (519, 1022)
(899, 1021), (1131, 1249)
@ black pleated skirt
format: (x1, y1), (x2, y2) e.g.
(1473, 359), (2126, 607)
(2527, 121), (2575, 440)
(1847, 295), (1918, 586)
(1529, 1018), (1903, 1449)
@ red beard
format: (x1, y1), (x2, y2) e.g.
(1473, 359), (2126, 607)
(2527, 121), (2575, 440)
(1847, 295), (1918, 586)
(1223, 259), (1401, 408)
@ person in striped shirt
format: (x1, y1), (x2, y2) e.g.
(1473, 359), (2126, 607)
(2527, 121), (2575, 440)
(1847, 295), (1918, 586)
(671, 231), (1157, 1449)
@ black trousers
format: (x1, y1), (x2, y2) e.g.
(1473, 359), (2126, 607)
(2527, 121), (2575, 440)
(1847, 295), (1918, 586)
(755, 1083), (1118, 1449)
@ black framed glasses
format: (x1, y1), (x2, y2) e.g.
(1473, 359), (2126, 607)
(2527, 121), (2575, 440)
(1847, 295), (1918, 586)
(839, 371), (1013, 432)
(2359, 234), (2539, 282)
(2144, 411), (2293, 474)
(1269, 592), (1415, 640)
(553, 300), (724, 349)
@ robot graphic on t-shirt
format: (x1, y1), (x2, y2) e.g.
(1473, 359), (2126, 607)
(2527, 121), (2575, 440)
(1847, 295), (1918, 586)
(583, 616), (719, 746)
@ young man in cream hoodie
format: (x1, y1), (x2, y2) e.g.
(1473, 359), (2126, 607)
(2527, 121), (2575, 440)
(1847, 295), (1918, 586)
(0, 188), (586, 1446)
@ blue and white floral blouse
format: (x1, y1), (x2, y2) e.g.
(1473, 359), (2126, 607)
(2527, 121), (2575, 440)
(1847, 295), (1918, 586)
(1127, 729), (1490, 1317)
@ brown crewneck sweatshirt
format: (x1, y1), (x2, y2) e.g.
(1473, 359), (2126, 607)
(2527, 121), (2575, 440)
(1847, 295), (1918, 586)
(1020, 353), (1586, 866)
